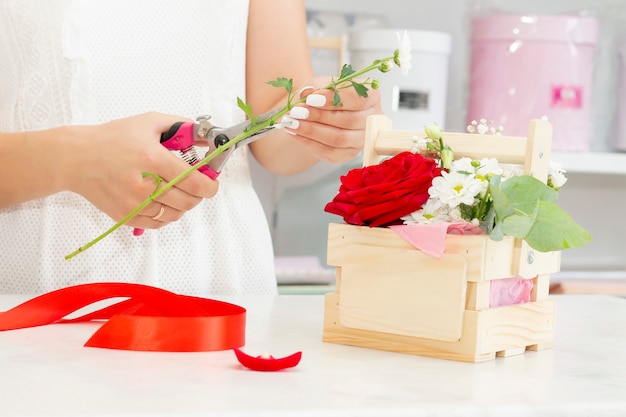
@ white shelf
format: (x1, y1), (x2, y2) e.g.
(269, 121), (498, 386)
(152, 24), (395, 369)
(552, 151), (626, 175)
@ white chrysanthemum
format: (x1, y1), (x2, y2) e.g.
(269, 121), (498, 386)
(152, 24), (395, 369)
(402, 198), (451, 224)
(548, 160), (567, 189)
(395, 30), (412, 76)
(451, 157), (474, 173)
(475, 158), (503, 178)
(500, 163), (524, 180)
(450, 157), (502, 179)
(428, 170), (483, 208)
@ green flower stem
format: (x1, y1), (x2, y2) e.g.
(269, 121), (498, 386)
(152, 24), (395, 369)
(64, 107), (292, 260)
(65, 62), (390, 260)
(338, 57), (394, 83)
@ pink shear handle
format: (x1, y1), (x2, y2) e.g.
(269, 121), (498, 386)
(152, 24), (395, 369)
(133, 122), (219, 236)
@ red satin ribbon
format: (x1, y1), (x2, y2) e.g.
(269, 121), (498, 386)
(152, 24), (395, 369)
(0, 282), (246, 352)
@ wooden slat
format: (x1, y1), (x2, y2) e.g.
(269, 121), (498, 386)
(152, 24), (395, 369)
(372, 129), (528, 165)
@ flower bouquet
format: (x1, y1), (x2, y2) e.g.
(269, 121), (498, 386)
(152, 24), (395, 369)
(324, 118), (591, 253)
(321, 115), (590, 362)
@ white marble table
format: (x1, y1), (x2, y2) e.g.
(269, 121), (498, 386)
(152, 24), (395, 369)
(1, 294), (625, 417)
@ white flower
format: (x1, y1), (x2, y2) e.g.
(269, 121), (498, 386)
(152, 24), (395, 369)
(402, 198), (451, 224)
(424, 123), (442, 141)
(447, 206), (465, 222)
(410, 135), (429, 153)
(451, 157), (474, 173)
(475, 158), (503, 179)
(428, 170), (483, 208)
(548, 160), (567, 190)
(394, 30), (412, 76)
(500, 163), (524, 179)
(467, 119), (503, 135)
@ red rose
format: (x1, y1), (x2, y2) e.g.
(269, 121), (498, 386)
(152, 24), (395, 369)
(324, 152), (442, 227)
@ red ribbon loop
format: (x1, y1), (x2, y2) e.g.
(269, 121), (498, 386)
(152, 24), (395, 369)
(0, 283), (246, 352)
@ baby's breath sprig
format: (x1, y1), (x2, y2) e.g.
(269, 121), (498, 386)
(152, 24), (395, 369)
(65, 32), (413, 259)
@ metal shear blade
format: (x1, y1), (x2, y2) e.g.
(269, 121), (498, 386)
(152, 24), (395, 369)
(197, 108), (282, 175)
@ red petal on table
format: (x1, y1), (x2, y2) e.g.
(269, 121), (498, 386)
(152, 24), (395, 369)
(233, 348), (302, 372)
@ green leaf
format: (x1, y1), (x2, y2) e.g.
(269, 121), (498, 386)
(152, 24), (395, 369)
(489, 175), (592, 252)
(237, 97), (253, 118)
(339, 64), (355, 80)
(499, 175), (558, 214)
(499, 199), (539, 238)
(351, 81), (369, 98)
(480, 207), (496, 234)
(266, 77), (293, 94)
(523, 201), (593, 251)
(489, 221), (504, 241)
(236, 97), (258, 130)
(489, 177), (514, 219)
(332, 89), (342, 106)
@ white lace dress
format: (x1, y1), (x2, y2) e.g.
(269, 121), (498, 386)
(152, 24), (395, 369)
(0, 0), (278, 295)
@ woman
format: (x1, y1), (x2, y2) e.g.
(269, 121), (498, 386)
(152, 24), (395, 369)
(0, 0), (381, 295)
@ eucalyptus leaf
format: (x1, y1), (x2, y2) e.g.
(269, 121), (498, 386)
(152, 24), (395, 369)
(499, 199), (539, 238)
(487, 174), (591, 252)
(479, 207), (496, 234)
(499, 175), (558, 215)
(489, 221), (504, 241)
(523, 201), (593, 251)
(489, 177), (514, 219)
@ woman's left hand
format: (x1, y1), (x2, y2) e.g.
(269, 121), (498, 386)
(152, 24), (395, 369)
(280, 78), (382, 164)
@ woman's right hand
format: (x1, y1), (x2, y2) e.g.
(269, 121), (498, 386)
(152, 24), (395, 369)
(65, 112), (219, 229)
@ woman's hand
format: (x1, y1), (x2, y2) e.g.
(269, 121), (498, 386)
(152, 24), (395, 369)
(245, 0), (382, 175)
(66, 112), (218, 229)
(281, 79), (382, 164)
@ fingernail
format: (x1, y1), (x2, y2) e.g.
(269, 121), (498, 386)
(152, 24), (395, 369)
(306, 94), (326, 107)
(297, 85), (315, 99)
(289, 107), (309, 120)
(279, 116), (300, 130)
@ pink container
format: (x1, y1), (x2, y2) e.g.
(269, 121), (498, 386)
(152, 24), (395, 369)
(468, 15), (599, 151)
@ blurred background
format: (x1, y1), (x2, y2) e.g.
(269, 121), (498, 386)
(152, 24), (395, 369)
(249, 0), (626, 294)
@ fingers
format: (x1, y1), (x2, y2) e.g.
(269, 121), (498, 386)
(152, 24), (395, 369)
(131, 148), (215, 229)
(278, 83), (382, 163)
(298, 82), (381, 113)
(286, 82), (381, 131)
(143, 112), (219, 200)
(133, 201), (184, 229)
(155, 151), (219, 200)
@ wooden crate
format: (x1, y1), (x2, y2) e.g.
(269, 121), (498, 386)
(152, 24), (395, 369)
(323, 223), (561, 362)
(322, 115), (561, 362)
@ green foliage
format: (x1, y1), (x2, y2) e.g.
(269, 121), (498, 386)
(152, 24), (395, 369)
(339, 64), (355, 79)
(489, 175), (592, 251)
(351, 81), (369, 98)
(236, 97), (257, 129)
(332, 89), (342, 107)
(266, 77), (293, 95)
